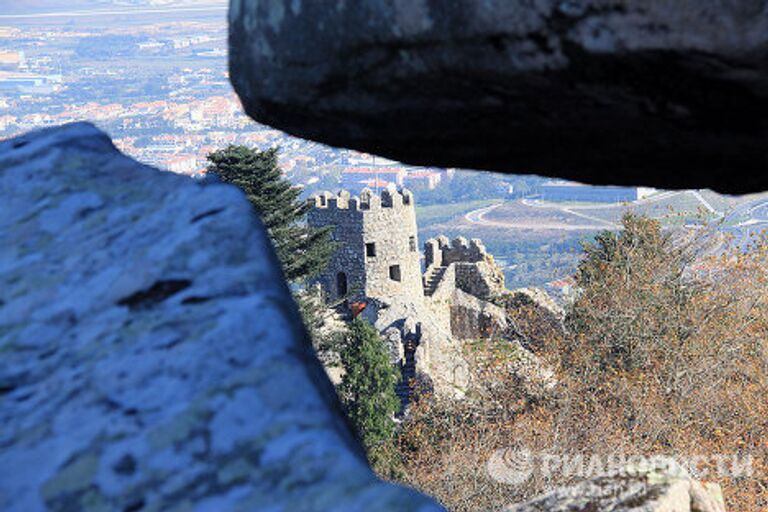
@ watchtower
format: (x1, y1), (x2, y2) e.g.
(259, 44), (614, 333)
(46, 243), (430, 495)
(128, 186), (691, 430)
(307, 185), (424, 303)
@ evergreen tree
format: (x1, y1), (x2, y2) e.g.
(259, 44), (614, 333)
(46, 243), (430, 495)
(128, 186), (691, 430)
(575, 213), (671, 288)
(206, 145), (333, 282)
(568, 213), (691, 371)
(337, 317), (400, 450)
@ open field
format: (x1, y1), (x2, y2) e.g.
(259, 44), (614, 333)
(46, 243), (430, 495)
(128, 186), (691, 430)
(570, 190), (726, 225)
(482, 191), (730, 231)
(468, 201), (613, 230)
(465, 189), (768, 232)
(416, 199), (500, 226)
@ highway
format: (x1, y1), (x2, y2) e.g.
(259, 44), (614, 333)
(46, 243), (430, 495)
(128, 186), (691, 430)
(738, 200), (768, 224)
(721, 198), (768, 250)
(464, 202), (612, 231)
(464, 189), (732, 232)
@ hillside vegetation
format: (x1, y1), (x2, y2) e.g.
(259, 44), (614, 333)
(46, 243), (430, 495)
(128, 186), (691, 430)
(387, 214), (768, 511)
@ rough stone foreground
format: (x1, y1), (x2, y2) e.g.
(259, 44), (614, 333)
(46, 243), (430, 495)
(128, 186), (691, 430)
(229, 0), (768, 193)
(0, 123), (442, 512)
(506, 458), (726, 512)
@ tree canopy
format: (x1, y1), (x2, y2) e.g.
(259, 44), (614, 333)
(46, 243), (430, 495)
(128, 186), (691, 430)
(337, 317), (400, 451)
(390, 213), (768, 511)
(207, 145), (333, 282)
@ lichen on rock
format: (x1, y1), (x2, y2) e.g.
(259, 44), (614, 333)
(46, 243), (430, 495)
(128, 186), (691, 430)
(0, 123), (443, 512)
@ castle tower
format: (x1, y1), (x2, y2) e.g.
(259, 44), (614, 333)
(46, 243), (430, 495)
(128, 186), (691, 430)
(307, 185), (424, 303)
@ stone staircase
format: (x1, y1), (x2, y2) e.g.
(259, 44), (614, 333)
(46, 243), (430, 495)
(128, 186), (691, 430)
(423, 265), (447, 297)
(396, 338), (418, 407)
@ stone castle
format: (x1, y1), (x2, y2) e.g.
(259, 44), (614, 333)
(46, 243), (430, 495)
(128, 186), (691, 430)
(308, 185), (507, 400)
(307, 188), (424, 303)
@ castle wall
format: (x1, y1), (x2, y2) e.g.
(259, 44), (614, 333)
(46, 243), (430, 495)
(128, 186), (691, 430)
(424, 264), (455, 328)
(455, 261), (505, 300)
(309, 189), (508, 401)
(450, 289), (507, 341)
(425, 236), (487, 270)
(307, 191), (366, 300)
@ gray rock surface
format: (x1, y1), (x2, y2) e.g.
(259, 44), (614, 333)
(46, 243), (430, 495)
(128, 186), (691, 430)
(365, 296), (470, 399)
(450, 289), (507, 341)
(229, 0), (768, 193)
(502, 288), (566, 353)
(0, 123), (443, 512)
(481, 338), (558, 402)
(508, 288), (565, 321)
(506, 458), (726, 512)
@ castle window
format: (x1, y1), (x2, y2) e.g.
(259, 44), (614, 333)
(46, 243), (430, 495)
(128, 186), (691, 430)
(336, 272), (348, 298)
(389, 265), (401, 282)
(365, 242), (376, 258)
(409, 236), (416, 252)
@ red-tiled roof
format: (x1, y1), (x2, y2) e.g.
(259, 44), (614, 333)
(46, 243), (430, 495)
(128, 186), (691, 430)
(343, 166), (405, 175)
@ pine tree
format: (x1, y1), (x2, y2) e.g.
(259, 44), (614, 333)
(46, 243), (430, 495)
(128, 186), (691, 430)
(206, 145), (333, 282)
(338, 317), (400, 450)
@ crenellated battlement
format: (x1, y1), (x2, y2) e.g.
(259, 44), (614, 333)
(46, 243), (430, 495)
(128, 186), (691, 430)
(424, 235), (488, 268)
(308, 185), (414, 212)
(307, 183), (422, 304)
(449, 236), (487, 255)
(423, 233), (504, 303)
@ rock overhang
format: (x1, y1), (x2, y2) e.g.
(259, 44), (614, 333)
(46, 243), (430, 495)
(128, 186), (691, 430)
(228, 0), (768, 194)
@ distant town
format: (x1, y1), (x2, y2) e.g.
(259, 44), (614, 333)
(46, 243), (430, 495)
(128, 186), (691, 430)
(0, 3), (647, 204)
(0, 5), (504, 199)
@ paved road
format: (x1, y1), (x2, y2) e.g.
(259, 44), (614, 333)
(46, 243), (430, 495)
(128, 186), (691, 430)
(559, 207), (617, 228)
(465, 190), (730, 232)
(464, 202), (610, 231)
(721, 198), (768, 250)
(688, 190), (723, 217)
(737, 200), (768, 224)
(520, 190), (680, 211)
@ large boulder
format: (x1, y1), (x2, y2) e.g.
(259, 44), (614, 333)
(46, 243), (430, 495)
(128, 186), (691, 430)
(229, 0), (768, 193)
(0, 124), (442, 512)
(505, 458), (726, 512)
(449, 289), (507, 341)
(500, 288), (566, 353)
(507, 288), (564, 321)
(470, 338), (558, 403)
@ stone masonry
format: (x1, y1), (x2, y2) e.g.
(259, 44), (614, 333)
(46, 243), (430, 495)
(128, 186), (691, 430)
(424, 236), (505, 301)
(307, 186), (423, 303)
(308, 188), (508, 401)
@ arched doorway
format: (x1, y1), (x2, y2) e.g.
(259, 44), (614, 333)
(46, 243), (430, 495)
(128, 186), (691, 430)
(336, 272), (348, 298)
